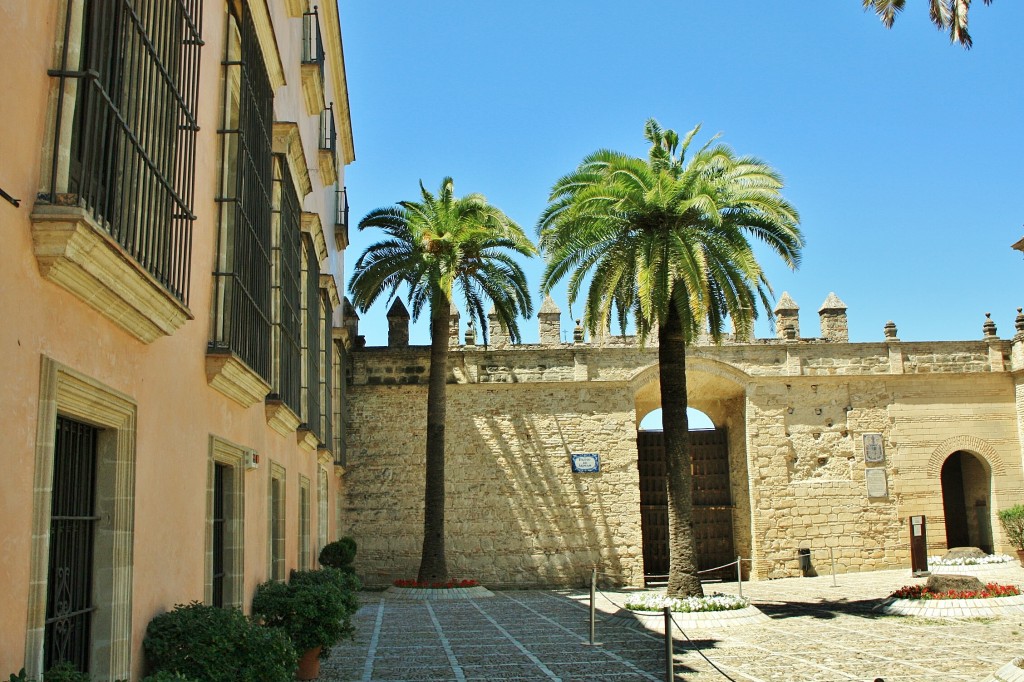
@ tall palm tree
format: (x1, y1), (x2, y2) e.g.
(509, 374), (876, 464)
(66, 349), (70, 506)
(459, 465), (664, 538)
(864, 0), (994, 48)
(538, 119), (803, 597)
(348, 177), (536, 583)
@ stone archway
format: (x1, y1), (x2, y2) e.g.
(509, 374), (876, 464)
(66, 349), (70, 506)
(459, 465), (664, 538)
(940, 451), (994, 553)
(631, 359), (752, 582)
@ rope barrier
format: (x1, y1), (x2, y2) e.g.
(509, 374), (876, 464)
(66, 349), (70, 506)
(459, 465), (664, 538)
(668, 611), (738, 682)
(697, 559), (740, 574)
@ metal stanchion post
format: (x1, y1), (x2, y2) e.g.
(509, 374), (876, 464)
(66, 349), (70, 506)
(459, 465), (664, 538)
(589, 567), (597, 646)
(663, 607), (674, 682)
(736, 555), (743, 599)
(829, 547), (838, 587)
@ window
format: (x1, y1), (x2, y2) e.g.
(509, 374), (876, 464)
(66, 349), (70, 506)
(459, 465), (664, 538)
(207, 437), (246, 608)
(29, 358), (137, 680)
(299, 5), (325, 115)
(300, 238), (322, 443)
(317, 468), (329, 558)
(299, 477), (311, 571)
(320, 290), (333, 452)
(269, 463), (286, 581)
(210, 2), (275, 387)
(33, 0), (203, 341)
(45, 0), (202, 302)
(271, 159), (303, 417)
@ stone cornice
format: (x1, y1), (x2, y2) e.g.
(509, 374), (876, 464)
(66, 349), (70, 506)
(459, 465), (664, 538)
(301, 212), (328, 263)
(319, 1), (354, 165)
(249, 0), (286, 90)
(297, 426), (320, 453)
(319, 273), (340, 309)
(205, 352), (271, 407)
(30, 205), (193, 343)
(265, 398), (301, 436)
(300, 63), (325, 116)
(272, 122), (312, 199)
(318, 147), (338, 187)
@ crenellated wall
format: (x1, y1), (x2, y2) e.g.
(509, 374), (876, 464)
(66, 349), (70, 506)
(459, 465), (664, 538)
(341, 296), (1024, 587)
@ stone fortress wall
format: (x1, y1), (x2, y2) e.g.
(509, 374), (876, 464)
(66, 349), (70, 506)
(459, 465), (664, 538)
(341, 294), (1024, 587)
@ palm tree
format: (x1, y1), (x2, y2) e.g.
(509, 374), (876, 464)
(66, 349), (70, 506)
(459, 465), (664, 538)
(538, 119), (803, 597)
(863, 0), (994, 49)
(348, 177), (536, 583)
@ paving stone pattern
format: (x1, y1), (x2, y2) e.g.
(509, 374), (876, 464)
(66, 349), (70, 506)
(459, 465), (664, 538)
(321, 567), (1024, 681)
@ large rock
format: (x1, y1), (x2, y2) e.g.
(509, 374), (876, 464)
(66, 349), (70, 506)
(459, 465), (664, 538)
(926, 574), (986, 594)
(942, 546), (988, 561)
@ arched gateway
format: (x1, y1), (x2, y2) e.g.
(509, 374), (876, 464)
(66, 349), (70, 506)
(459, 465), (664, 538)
(340, 295), (1024, 588)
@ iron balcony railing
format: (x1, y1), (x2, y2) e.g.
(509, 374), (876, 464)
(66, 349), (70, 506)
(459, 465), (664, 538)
(44, 0), (203, 305)
(302, 6), (324, 77)
(336, 186), (349, 245)
(319, 102), (336, 152)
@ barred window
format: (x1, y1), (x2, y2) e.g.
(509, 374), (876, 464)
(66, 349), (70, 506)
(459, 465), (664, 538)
(210, 2), (274, 380)
(271, 159), (303, 415)
(301, 238), (321, 442)
(45, 0), (203, 303)
(320, 291), (333, 452)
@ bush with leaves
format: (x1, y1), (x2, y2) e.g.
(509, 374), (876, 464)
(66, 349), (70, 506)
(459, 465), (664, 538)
(140, 673), (199, 682)
(318, 536), (357, 572)
(252, 568), (360, 658)
(143, 601), (295, 682)
(998, 504), (1024, 550)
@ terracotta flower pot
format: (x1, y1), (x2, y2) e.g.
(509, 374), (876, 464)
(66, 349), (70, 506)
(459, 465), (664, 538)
(297, 645), (323, 681)
(1017, 549), (1024, 567)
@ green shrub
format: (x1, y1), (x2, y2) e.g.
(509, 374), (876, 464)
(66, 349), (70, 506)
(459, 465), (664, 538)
(318, 537), (357, 571)
(998, 504), (1024, 549)
(140, 673), (200, 682)
(252, 568), (360, 659)
(42, 663), (90, 682)
(143, 601), (295, 682)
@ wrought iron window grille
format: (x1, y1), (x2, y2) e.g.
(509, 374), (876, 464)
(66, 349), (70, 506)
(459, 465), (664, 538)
(302, 6), (324, 77)
(319, 102), (336, 152)
(210, 6), (274, 381)
(44, 0), (203, 305)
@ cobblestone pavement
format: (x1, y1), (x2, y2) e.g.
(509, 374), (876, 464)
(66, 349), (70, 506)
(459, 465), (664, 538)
(321, 564), (1024, 682)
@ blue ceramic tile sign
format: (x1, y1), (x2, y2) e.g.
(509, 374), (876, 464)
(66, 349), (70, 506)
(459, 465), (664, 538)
(571, 453), (600, 473)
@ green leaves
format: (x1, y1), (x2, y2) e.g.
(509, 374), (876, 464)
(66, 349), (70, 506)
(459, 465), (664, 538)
(864, 0), (995, 49)
(538, 118), (803, 345)
(349, 177), (536, 345)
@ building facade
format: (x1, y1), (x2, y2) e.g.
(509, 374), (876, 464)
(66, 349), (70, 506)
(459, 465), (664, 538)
(0, 0), (353, 677)
(342, 295), (1024, 589)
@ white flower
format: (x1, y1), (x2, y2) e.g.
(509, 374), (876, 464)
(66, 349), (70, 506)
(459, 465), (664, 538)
(927, 554), (1014, 567)
(624, 592), (749, 613)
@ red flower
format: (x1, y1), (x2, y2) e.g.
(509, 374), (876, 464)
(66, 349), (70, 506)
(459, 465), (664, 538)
(890, 582), (1021, 600)
(393, 578), (479, 589)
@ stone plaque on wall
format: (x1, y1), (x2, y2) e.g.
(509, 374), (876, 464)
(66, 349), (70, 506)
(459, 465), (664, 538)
(863, 433), (885, 463)
(865, 468), (888, 498)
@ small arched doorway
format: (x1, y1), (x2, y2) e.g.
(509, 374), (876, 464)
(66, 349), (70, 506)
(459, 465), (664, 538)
(940, 451), (993, 553)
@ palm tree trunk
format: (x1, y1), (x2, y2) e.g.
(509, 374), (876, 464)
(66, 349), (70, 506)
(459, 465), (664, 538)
(417, 302), (449, 583)
(660, 301), (703, 598)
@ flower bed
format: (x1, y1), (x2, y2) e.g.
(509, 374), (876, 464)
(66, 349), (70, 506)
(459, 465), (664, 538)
(890, 583), (1021, 600)
(392, 579), (479, 589)
(624, 592), (750, 613)
(928, 553), (1015, 567)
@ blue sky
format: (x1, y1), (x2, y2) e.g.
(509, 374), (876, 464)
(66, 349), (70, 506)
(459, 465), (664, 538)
(338, 2), (1023, 348)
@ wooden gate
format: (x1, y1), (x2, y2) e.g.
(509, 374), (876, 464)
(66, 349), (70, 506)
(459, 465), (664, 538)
(637, 429), (735, 583)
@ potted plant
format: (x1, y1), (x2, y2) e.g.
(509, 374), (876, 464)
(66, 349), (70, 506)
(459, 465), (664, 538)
(998, 504), (1024, 566)
(252, 569), (360, 681)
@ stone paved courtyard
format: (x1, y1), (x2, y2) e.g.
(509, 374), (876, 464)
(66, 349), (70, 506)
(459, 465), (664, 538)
(321, 564), (1024, 681)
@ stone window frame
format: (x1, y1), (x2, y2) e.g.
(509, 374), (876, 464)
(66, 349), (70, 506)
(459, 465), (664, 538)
(268, 461), (287, 581)
(205, 436), (247, 609)
(27, 357), (137, 680)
